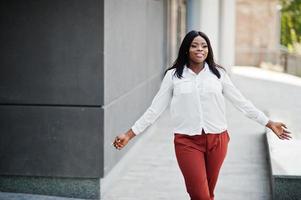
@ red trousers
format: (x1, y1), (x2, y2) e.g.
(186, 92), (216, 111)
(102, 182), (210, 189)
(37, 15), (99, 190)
(174, 130), (230, 200)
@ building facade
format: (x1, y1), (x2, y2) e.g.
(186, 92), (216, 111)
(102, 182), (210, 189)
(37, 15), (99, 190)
(0, 0), (236, 199)
(235, 0), (280, 66)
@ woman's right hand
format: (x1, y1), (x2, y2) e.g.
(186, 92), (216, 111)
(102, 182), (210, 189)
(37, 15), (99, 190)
(112, 129), (136, 150)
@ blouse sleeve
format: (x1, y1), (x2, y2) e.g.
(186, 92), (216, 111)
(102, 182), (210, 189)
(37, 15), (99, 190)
(131, 70), (174, 135)
(221, 70), (269, 126)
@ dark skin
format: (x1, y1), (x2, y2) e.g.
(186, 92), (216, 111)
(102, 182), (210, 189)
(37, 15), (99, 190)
(112, 36), (292, 150)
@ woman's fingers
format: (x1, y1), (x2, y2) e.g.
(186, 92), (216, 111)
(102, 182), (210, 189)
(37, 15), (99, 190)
(272, 122), (292, 140)
(280, 126), (292, 140)
(279, 132), (292, 140)
(112, 135), (127, 150)
(115, 136), (121, 142)
(282, 133), (292, 138)
(281, 122), (287, 129)
(283, 129), (291, 134)
(113, 141), (123, 150)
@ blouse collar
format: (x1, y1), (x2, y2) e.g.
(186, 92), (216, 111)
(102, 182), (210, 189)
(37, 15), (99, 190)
(184, 62), (208, 75)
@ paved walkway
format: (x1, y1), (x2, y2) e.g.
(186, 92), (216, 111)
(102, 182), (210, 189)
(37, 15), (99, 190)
(1, 66), (300, 200)
(101, 66), (301, 200)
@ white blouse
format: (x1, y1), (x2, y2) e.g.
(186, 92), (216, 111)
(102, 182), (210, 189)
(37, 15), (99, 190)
(131, 62), (269, 136)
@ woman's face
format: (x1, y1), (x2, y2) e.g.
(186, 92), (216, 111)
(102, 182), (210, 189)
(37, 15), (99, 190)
(188, 36), (208, 65)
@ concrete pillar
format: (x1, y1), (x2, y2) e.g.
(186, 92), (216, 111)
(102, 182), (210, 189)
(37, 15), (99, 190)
(199, 0), (220, 61)
(186, 0), (236, 69)
(187, 0), (202, 31)
(219, 0), (236, 69)
(0, 0), (104, 199)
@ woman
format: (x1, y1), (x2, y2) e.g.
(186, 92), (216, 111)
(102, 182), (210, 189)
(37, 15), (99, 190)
(112, 31), (291, 200)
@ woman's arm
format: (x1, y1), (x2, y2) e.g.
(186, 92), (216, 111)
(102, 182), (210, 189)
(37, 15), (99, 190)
(113, 70), (174, 150)
(221, 71), (269, 126)
(131, 70), (174, 135)
(221, 71), (291, 140)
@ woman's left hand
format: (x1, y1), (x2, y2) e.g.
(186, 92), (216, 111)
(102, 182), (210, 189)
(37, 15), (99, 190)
(266, 120), (292, 140)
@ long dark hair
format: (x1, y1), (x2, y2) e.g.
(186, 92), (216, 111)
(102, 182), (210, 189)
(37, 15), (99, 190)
(165, 30), (224, 79)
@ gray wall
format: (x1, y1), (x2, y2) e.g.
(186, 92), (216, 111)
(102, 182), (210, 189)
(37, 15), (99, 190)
(0, 0), (104, 178)
(103, 0), (166, 176)
(0, 0), (167, 182)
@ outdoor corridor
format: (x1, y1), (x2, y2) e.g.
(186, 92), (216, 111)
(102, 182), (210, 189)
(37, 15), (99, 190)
(101, 66), (301, 200)
(1, 66), (300, 200)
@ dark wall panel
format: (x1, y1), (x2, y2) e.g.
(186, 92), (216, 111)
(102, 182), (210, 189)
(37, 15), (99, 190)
(0, 0), (102, 105)
(0, 105), (102, 178)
